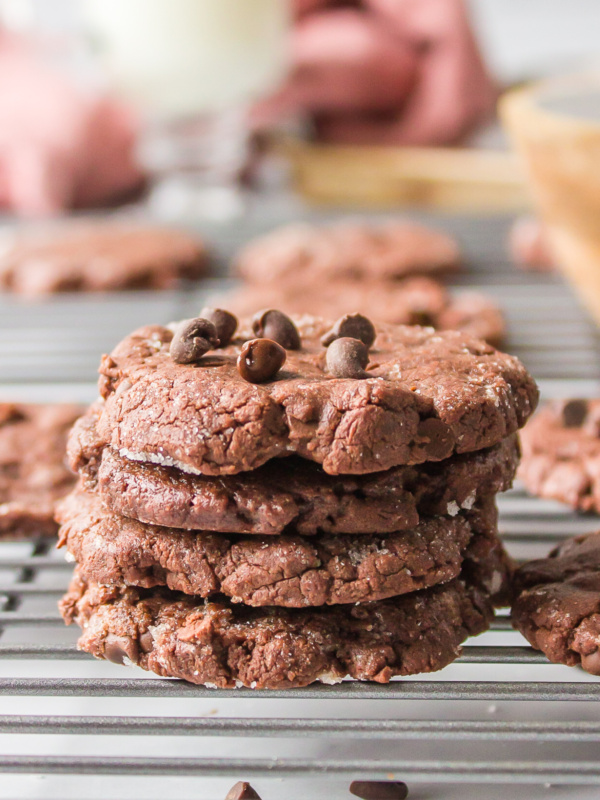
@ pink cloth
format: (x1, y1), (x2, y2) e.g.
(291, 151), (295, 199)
(257, 0), (497, 146)
(0, 35), (143, 216)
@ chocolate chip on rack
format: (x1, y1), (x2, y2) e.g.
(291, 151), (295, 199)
(237, 338), (286, 383)
(199, 307), (238, 347)
(169, 317), (219, 364)
(321, 312), (376, 348)
(252, 309), (301, 350)
(326, 337), (369, 378)
(350, 780), (409, 800)
(225, 782), (262, 800)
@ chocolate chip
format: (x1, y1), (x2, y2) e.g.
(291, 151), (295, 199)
(349, 780), (408, 800)
(199, 307), (238, 347)
(416, 417), (454, 460)
(139, 631), (153, 653)
(224, 782), (262, 800)
(321, 313), (376, 349)
(104, 634), (138, 666)
(560, 399), (588, 428)
(252, 309), (301, 350)
(581, 649), (600, 676)
(326, 337), (369, 378)
(0, 405), (25, 427)
(237, 338), (286, 383)
(408, 309), (435, 327)
(170, 318), (220, 364)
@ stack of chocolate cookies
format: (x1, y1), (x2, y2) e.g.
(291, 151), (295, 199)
(58, 309), (538, 689)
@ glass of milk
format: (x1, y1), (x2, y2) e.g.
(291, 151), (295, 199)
(83, 0), (290, 219)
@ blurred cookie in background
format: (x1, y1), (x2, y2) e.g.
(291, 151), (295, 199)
(235, 220), (461, 285)
(519, 399), (600, 513)
(0, 222), (209, 296)
(0, 403), (83, 539)
(221, 276), (505, 347)
(509, 216), (556, 272)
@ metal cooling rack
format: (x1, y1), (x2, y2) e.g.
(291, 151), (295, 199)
(0, 210), (599, 800)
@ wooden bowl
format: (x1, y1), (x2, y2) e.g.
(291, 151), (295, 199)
(501, 75), (600, 324)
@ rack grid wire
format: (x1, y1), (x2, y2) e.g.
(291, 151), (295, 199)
(0, 211), (599, 800)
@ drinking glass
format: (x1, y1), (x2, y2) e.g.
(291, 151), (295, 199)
(83, 0), (290, 220)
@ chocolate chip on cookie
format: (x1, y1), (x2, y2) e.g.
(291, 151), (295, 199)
(237, 338), (286, 383)
(252, 309), (301, 350)
(326, 337), (369, 378)
(321, 313), (376, 349)
(169, 317), (220, 364)
(560, 399), (589, 428)
(103, 634), (138, 666)
(199, 307), (238, 347)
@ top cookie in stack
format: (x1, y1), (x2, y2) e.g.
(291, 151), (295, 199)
(59, 310), (538, 688)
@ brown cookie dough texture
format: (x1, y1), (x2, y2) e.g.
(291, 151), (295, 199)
(235, 221), (461, 285)
(519, 399), (600, 512)
(58, 488), (503, 608)
(70, 406), (519, 534)
(512, 532), (600, 675)
(0, 223), (208, 296)
(0, 403), (82, 538)
(222, 278), (505, 347)
(95, 316), (537, 477)
(61, 555), (502, 688)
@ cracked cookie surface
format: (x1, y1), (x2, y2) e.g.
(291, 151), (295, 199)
(61, 552), (504, 688)
(95, 316), (537, 476)
(69, 406), (519, 534)
(58, 488), (502, 607)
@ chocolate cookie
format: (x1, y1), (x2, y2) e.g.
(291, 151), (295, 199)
(436, 292), (506, 348)
(0, 403), (82, 538)
(519, 399), (600, 512)
(512, 532), (600, 675)
(235, 221), (461, 285)
(96, 316), (537, 476)
(0, 222), (208, 295)
(57, 487), (500, 607)
(70, 406), (519, 534)
(61, 556), (502, 688)
(221, 278), (505, 347)
(509, 216), (555, 273)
